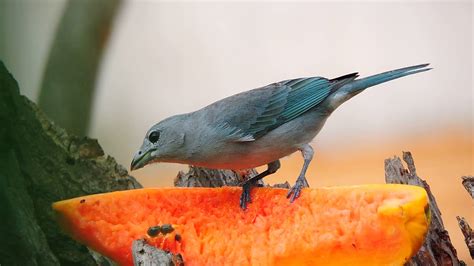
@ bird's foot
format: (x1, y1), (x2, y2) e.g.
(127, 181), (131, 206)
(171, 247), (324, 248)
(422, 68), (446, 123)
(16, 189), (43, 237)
(239, 179), (260, 210)
(287, 175), (309, 203)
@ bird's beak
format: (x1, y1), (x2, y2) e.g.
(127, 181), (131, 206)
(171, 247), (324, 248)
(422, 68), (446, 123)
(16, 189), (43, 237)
(130, 148), (156, 171)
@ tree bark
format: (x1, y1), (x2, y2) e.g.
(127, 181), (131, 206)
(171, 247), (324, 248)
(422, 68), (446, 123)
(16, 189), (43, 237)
(457, 176), (474, 259)
(456, 216), (474, 259)
(0, 61), (141, 265)
(174, 167), (255, 187)
(384, 151), (464, 266)
(461, 176), (474, 199)
(132, 239), (183, 266)
(174, 166), (290, 188)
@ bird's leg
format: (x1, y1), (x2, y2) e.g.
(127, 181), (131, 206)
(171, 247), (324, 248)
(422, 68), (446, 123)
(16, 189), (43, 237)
(287, 144), (313, 202)
(239, 160), (280, 210)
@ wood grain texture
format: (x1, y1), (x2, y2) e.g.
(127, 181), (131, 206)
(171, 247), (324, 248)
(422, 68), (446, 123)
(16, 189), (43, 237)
(385, 151), (464, 266)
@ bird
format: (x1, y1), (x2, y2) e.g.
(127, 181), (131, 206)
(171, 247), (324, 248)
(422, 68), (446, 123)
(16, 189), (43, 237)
(131, 64), (431, 209)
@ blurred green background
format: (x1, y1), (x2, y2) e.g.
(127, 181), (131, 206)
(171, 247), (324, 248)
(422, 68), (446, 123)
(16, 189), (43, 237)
(0, 0), (472, 262)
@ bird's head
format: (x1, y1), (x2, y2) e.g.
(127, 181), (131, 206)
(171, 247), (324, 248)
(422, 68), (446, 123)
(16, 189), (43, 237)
(130, 116), (186, 171)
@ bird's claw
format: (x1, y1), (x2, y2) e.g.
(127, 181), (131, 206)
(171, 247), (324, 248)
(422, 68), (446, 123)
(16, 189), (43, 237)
(287, 176), (309, 203)
(240, 181), (255, 210)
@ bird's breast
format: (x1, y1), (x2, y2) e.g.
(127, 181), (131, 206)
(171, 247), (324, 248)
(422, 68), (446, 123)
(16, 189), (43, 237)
(180, 108), (329, 170)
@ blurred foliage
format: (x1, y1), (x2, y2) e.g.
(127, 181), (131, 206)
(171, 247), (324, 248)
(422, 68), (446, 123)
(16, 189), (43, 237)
(38, 0), (121, 136)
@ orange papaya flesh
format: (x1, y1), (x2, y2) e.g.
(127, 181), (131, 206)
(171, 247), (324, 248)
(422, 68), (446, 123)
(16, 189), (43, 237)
(52, 185), (429, 266)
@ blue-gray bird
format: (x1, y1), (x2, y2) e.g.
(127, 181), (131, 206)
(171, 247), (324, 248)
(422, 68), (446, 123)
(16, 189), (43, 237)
(131, 64), (431, 209)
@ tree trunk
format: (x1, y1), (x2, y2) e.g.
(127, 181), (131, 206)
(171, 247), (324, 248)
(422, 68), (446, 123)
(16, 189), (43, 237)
(38, 0), (121, 136)
(0, 61), (141, 265)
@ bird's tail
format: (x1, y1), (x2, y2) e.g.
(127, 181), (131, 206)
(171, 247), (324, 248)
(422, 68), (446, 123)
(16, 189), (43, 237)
(326, 64), (431, 111)
(345, 63), (431, 94)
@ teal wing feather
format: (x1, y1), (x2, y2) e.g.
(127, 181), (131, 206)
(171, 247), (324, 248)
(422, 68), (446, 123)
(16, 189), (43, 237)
(231, 77), (333, 140)
(222, 64), (429, 142)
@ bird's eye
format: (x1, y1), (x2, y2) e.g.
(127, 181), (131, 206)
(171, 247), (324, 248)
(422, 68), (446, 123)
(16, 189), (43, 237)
(148, 131), (160, 143)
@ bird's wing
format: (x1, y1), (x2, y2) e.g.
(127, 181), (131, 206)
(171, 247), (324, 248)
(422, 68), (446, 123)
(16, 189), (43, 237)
(214, 76), (343, 142)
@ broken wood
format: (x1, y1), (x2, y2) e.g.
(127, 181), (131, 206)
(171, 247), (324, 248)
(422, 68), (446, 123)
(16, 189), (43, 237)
(461, 176), (474, 199)
(457, 176), (474, 259)
(174, 166), (258, 187)
(174, 165), (290, 188)
(384, 151), (464, 265)
(132, 239), (183, 266)
(456, 216), (474, 259)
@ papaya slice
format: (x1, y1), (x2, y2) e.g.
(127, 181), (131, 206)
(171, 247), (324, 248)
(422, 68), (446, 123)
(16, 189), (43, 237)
(52, 185), (429, 266)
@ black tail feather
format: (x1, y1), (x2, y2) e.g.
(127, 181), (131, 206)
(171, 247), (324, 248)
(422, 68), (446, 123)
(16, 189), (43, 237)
(330, 72), (359, 82)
